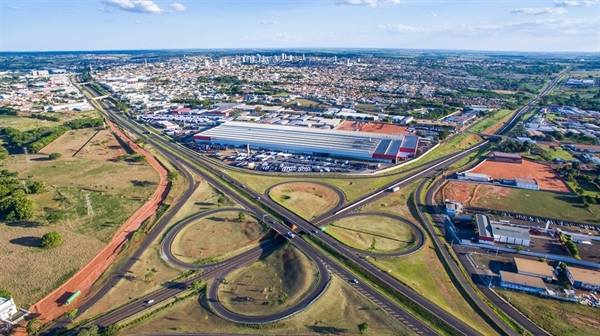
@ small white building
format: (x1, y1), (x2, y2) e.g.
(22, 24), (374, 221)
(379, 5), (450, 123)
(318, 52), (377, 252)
(515, 177), (539, 191)
(445, 200), (464, 217)
(0, 297), (17, 321)
(458, 172), (490, 183)
(493, 225), (531, 246)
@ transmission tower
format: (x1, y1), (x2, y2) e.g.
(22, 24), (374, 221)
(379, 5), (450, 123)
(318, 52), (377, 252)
(23, 147), (30, 163)
(85, 194), (94, 217)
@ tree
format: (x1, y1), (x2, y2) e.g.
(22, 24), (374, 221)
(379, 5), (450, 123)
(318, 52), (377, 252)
(191, 280), (203, 290)
(358, 322), (370, 334)
(515, 245), (523, 253)
(238, 212), (246, 222)
(41, 231), (63, 248)
(370, 238), (377, 251)
(217, 197), (226, 205)
(26, 318), (41, 335)
(27, 181), (46, 194)
(438, 130), (450, 140)
(134, 138), (147, 148)
(77, 325), (99, 336)
(102, 324), (119, 336)
(46, 211), (65, 224)
(0, 288), (12, 298)
(49, 152), (62, 160)
(167, 171), (178, 183)
(64, 308), (78, 321)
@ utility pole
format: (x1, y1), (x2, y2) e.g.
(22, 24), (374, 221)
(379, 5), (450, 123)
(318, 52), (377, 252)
(86, 194), (94, 217)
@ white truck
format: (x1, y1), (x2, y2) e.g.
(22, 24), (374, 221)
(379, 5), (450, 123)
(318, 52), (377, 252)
(390, 186), (400, 192)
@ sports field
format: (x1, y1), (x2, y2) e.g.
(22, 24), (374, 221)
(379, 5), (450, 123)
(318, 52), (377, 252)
(469, 159), (570, 192)
(337, 120), (411, 135)
(171, 211), (269, 264)
(442, 181), (600, 224)
(269, 182), (340, 219)
(218, 246), (318, 316)
(327, 215), (416, 252)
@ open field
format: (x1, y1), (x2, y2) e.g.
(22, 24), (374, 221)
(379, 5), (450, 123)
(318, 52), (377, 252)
(123, 275), (416, 335)
(171, 211), (268, 264)
(38, 128), (127, 160)
(0, 115), (62, 135)
(496, 289), (600, 336)
(469, 159), (570, 192)
(0, 126), (160, 309)
(442, 181), (478, 205)
(218, 246), (318, 316)
(370, 241), (500, 336)
(522, 144), (575, 162)
(327, 215), (416, 252)
(337, 120), (411, 135)
(444, 181), (600, 223)
(475, 109), (513, 134)
(269, 182), (339, 220)
(362, 180), (421, 221)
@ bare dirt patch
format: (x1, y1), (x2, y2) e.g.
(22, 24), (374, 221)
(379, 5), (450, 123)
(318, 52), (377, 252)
(171, 211), (268, 264)
(442, 181), (478, 204)
(38, 129), (127, 161)
(270, 182), (339, 220)
(469, 159), (570, 192)
(337, 120), (411, 135)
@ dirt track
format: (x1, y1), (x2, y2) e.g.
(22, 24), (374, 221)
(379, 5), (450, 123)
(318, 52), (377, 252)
(27, 121), (169, 324)
(469, 159), (570, 192)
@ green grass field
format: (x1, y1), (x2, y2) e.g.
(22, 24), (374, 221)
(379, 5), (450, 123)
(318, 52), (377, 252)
(496, 289), (600, 336)
(327, 215), (417, 252)
(171, 211), (269, 264)
(122, 275), (417, 335)
(469, 109), (513, 134)
(471, 184), (600, 224)
(218, 245), (319, 316)
(269, 182), (339, 220)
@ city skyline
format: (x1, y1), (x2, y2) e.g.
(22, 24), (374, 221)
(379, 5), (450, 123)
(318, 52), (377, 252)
(1, 1), (599, 52)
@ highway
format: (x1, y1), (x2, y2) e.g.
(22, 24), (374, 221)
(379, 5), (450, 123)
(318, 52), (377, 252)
(69, 68), (566, 335)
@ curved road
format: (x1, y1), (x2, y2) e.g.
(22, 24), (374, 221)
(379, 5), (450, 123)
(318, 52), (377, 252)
(320, 212), (425, 258)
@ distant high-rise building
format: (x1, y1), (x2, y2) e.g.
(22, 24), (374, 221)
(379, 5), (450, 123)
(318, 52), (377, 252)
(333, 56), (337, 63)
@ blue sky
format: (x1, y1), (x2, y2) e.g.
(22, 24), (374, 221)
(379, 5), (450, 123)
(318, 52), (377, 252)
(1, 0), (598, 52)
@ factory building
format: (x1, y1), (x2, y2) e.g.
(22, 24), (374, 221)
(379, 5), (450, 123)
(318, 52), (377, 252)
(492, 225), (531, 246)
(513, 258), (556, 281)
(491, 151), (523, 163)
(514, 177), (539, 191)
(565, 266), (600, 291)
(457, 172), (491, 182)
(499, 271), (547, 293)
(193, 122), (419, 163)
(476, 214), (495, 245)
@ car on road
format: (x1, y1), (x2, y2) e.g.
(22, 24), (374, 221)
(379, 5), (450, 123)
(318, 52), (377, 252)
(351, 279), (359, 284)
(286, 232), (296, 238)
(312, 230), (319, 234)
(146, 299), (154, 304)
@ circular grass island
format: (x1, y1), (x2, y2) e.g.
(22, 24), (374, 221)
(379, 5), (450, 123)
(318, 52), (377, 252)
(218, 246), (319, 316)
(171, 211), (269, 265)
(326, 214), (417, 253)
(269, 182), (340, 220)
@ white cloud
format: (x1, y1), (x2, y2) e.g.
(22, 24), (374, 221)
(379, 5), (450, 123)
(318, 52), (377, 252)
(135, 20), (159, 24)
(102, 0), (163, 14)
(334, 0), (402, 7)
(169, 3), (186, 12)
(427, 13), (437, 17)
(554, 0), (597, 7)
(8, 5), (20, 10)
(511, 7), (568, 15)
(261, 21), (278, 25)
(377, 24), (429, 33)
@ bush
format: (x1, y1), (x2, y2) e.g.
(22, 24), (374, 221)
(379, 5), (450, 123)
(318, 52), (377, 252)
(41, 231), (63, 248)
(49, 152), (62, 160)
(46, 211), (65, 224)
(27, 181), (46, 194)
(0, 288), (11, 298)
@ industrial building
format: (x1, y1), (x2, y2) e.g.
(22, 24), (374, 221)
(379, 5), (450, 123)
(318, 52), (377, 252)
(514, 177), (539, 191)
(499, 271), (547, 293)
(457, 172), (491, 182)
(445, 200), (464, 217)
(193, 122), (419, 163)
(491, 152), (522, 163)
(475, 216), (531, 246)
(492, 225), (531, 246)
(476, 214), (495, 245)
(513, 258), (555, 281)
(565, 266), (600, 291)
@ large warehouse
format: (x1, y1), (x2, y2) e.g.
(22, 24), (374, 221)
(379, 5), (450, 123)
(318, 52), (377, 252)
(193, 122), (419, 163)
(565, 266), (600, 291)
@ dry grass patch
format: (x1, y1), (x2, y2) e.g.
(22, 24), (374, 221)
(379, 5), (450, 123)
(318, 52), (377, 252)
(122, 275), (416, 335)
(0, 225), (105, 308)
(39, 129), (127, 161)
(362, 180), (420, 221)
(218, 246), (318, 316)
(269, 182), (339, 220)
(327, 215), (417, 252)
(171, 211), (269, 264)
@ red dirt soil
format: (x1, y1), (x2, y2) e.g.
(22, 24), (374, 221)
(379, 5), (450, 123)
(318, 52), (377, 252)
(27, 120), (169, 325)
(469, 159), (570, 192)
(442, 181), (477, 204)
(337, 121), (411, 135)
